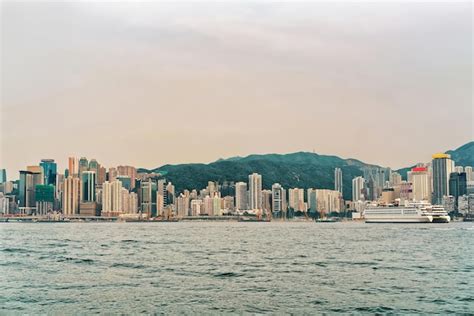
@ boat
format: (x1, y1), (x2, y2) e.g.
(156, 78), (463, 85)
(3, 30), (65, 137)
(364, 203), (433, 223)
(238, 216), (270, 222)
(316, 218), (338, 223)
(425, 205), (451, 223)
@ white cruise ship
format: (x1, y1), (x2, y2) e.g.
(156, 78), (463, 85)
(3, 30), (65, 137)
(364, 204), (433, 223)
(424, 205), (451, 223)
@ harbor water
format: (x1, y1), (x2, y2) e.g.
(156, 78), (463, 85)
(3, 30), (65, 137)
(1, 221), (473, 313)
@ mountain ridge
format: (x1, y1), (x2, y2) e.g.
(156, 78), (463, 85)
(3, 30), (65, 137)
(138, 141), (473, 201)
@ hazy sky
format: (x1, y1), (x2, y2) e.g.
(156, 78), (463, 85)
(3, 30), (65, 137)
(1, 1), (472, 178)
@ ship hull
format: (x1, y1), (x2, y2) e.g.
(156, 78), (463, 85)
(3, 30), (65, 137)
(365, 216), (433, 223)
(431, 216), (450, 223)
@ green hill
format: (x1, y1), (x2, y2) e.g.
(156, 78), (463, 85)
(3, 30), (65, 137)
(139, 141), (473, 199)
(139, 152), (380, 201)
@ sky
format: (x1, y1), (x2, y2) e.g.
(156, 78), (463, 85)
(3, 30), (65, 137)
(1, 1), (473, 178)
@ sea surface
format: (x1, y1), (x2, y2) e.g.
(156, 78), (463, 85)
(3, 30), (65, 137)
(1, 221), (473, 314)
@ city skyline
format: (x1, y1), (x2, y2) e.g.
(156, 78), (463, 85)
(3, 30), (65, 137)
(1, 140), (472, 181)
(1, 1), (472, 177)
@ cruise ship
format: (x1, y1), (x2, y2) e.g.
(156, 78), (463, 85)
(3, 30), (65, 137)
(364, 203), (433, 223)
(424, 205), (451, 223)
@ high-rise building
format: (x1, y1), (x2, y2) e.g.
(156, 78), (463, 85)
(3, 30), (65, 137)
(78, 157), (89, 178)
(35, 184), (55, 215)
(63, 176), (80, 215)
(212, 194), (221, 216)
(449, 172), (467, 210)
(271, 183), (285, 214)
(0, 169), (7, 183)
(262, 190), (272, 213)
(454, 166), (464, 173)
(223, 196), (234, 211)
(465, 166), (473, 182)
(129, 192), (138, 214)
(176, 193), (190, 217)
(19, 171), (34, 208)
(389, 172), (402, 187)
(121, 188), (130, 213)
(352, 176), (365, 202)
(97, 166), (107, 185)
(81, 171), (96, 202)
(108, 167), (118, 182)
(207, 181), (218, 198)
(191, 199), (203, 216)
(102, 180), (123, 213)
(117, 176), (132, 190)
(432, 153), (454, 205)
(40, 159), (57, 186)
(307, 188), (318, 213)
(411, 167), (431, 202)
(68, 157), (78, 177)
(235, 182), (248, 211)
(140, 180), (157, 217)
(334, 168), (343, 194)
(88, 159), (99, 175)
(248, 173), (262, 210)
(117, 166), (137, 189)
(19, 167), (43, 210)
(315, 189), (343, 214)
(288, 188), (305, 211)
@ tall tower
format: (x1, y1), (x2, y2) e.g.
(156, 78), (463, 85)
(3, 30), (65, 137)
(63, 176), (80, 215)
(78, 157), (89, 179)
(40, 159), (57, 186)
(0, 169), (6, 183)
(235, 182), (248, 211)
(81, 171), (96, 202)
(352, 176), (365, 202)
(411, 167), (431, 202)
(271, 183), (284, 213)
(334, 168), (343, 195)
(248, 173), (262, 210)
(432, 153), (454, 205)
(68, 157), (78, 177)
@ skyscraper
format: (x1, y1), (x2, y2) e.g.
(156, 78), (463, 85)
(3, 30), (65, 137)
(117, 166), (137, 189)
(40, 159), (57, 186)
(288, 188), (305, 211)
(140, 180), (157, 217)
(19, 170), (34, 208)
(19, 167), (44, 210)
(248, 173), (262, 210)
(432, 153), (454, 205)
(0, 169), (6, 183)
(235, 182), (248, 211)
(35, 184), (55, 215)
(108, 167), (118, 182)
(307, 188), (318, 213)
(88, 159), (99, 175)
(389, 172), (402, 187)
(68, 157), (78, 177)
(352, 176), (365, 202)
(271, 183), (284, 214)
(465, 166), (473, 182)
(411, 167), (431, 202)
(63, 176), (80, 215)
(81, 171), (96, 202)
(97, 166), (107, 185)
(315, 189), (343, 213)
(334, 168), (343, 194)
(449, 172), (467, 210)
(78, 157), (89, 178)
(102, 180), (124, 213)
